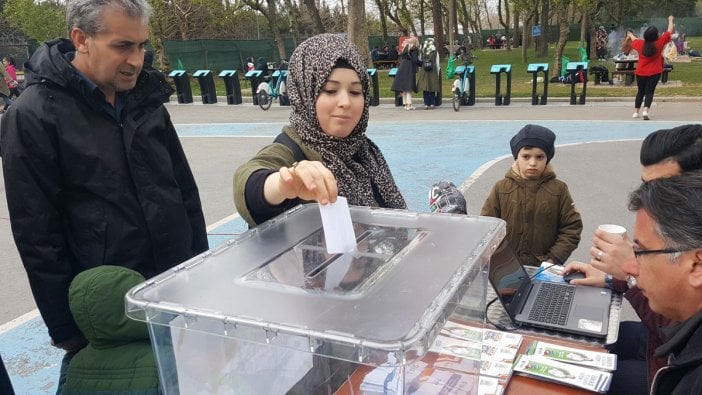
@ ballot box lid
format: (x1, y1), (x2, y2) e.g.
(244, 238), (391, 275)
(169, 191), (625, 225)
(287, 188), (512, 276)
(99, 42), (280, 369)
(126, 204), (504, 364)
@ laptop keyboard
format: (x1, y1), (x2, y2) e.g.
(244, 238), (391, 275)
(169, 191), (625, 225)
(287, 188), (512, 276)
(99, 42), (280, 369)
(528, 282), (575, 326)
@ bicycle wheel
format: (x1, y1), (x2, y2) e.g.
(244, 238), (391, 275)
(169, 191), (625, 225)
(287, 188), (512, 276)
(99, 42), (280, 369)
(258, 90), (272, 110)
(452, 88), (461, 112)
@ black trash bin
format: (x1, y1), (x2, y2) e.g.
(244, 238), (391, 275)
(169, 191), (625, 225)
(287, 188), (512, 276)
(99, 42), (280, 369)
(193, 70), (217, 104)
(527, 63), (549, 105)
(566, 61), (588, 105)
(367, 68), (380, 106)
(245, 70), (263, 105)
(168, 70), (193, 104)
(489, 64), (511, 106)
(218, 70), (243, 105)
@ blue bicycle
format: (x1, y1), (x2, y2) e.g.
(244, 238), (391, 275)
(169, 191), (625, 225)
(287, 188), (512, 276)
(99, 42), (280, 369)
(257, 69), (289, 110)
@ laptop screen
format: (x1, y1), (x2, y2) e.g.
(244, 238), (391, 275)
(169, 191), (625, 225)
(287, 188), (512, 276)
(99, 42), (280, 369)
(488, 240), (531, 317)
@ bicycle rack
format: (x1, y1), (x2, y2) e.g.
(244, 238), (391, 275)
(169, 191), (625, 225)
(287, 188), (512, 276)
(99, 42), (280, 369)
(388, 67), (403, 107)
(490, 64), (511, 106)
(218, 70), (242, 105)
(244, 70), (263, 105)
(193, 70), (217, 104)
(454, 65), (476, 106)
(367, 69), (380, 106)
(168, 70), (193, 104)
(527, 63), (549, 105)
(271, 70), (290, 106)
(566, 61), (588, 105)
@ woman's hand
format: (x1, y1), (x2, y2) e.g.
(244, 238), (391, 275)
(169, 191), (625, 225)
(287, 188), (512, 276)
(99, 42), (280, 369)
(589, 229), (637, 280)
(264, 160), (338, 205)
(562, 262), (607, 287)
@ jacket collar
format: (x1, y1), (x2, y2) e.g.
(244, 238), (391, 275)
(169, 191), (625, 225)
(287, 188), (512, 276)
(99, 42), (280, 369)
(656, 308), (702, 367)
(506, 163), (556, 184)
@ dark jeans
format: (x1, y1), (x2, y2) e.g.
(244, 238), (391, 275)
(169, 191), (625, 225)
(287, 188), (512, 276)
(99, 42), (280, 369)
(635, 73), (661, 109)
(423, 91), (438, 106)
(56, 349), (79, 394)
(1, 354), (14, 395)
(607, 321), (649, 395)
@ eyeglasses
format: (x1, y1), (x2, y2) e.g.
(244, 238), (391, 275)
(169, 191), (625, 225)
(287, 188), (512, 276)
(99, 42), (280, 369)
(633, 248), (688, 258)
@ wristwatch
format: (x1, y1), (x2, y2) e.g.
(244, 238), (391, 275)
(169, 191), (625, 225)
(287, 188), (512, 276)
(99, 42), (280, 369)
(626, 275), (638, 289)
(604, 274), (613, 289)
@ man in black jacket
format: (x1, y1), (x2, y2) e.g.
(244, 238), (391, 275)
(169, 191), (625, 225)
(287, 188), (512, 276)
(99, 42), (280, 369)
(0, 0), (208, 388)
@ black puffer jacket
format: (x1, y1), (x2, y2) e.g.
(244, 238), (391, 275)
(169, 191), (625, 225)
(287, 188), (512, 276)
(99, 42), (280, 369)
(0, 39), (208, 344)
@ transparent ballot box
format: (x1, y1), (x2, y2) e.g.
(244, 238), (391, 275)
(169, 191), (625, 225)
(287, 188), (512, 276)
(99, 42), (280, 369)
(126, 204), (505, 394)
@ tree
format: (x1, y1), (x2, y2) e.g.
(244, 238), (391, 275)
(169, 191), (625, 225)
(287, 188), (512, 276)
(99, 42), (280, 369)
(348, 0), (371, 66)
(301, 0), (325, 34)
(552, 0), (570, 79)
(3, 0), (65, 43)
(243, 0), (287, 60)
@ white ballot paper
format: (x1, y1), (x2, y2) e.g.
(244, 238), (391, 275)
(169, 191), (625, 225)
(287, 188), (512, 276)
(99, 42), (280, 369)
(319, 196), (357, 254)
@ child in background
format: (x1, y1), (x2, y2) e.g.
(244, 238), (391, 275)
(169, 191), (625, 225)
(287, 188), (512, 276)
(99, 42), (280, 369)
(480, 125), (582, 266)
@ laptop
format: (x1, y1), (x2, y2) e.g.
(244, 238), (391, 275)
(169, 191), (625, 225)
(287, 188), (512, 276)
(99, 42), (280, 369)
(487, 240), (611, 338)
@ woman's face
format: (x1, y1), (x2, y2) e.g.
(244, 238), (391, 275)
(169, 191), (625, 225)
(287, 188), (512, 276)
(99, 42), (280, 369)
(315, 67), (364, 139)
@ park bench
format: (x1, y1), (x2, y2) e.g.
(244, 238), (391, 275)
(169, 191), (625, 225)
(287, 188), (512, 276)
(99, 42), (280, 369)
(610, 69), (635, 85)
(610, 66), (673, 85)
(372, 60), (398, 69)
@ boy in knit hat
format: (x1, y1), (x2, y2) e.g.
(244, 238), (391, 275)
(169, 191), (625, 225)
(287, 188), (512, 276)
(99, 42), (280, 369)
(481, 124), (583, 266)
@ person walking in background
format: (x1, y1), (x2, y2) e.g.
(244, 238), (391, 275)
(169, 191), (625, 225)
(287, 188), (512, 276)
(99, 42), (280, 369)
(390, 37), (420, 110)
(0, 0), (208, 391)
(256, 56), (269, 76)
(417, 37), (440, 109)
(628, 15), (674, 120)
(234, 33), (406, 227)
(481, 124), (583, 267)
(2, 57), (21, 99)
(596, 26), (608, 60)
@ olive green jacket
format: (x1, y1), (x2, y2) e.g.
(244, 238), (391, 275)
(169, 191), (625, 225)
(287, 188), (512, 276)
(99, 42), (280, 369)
(233, 126), (322, 226)
(63, 266), (159, 394)
(480, 166), (582, 266)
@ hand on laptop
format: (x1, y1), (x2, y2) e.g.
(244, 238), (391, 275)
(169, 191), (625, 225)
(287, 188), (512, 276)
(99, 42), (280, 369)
(562, 262), (607, 287)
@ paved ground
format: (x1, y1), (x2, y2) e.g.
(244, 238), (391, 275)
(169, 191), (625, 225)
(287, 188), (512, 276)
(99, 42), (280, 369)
(1, 96), (701, 392)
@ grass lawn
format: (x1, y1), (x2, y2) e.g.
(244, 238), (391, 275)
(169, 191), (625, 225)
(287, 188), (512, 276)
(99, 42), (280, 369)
(185, 37), (702, 99)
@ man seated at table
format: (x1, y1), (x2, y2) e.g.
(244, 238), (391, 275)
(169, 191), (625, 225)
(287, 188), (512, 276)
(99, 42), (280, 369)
(569, 171), (702, 394)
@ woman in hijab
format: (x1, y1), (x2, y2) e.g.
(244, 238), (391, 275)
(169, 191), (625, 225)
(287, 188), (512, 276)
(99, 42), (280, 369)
(234, 33), (406, 227)
(416, 37), (440, 109)
(627, 15), (674, 120)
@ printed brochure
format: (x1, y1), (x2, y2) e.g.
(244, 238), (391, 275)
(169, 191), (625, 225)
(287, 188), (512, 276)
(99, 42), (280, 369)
(512, 354), (612, 393)
(527, 340), (617, 371)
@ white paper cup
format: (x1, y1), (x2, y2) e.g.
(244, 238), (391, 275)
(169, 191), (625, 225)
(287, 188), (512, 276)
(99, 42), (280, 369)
(598, 224), (627, 237)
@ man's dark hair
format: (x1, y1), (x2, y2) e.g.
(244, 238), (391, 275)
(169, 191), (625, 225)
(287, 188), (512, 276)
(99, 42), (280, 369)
(628, 170), (702, 258)
(640, 124), (702, 171)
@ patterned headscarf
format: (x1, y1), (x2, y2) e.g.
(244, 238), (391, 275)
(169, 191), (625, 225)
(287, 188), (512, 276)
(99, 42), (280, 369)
(422, 38), (436, 57)
(287, 33), (406, 209)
